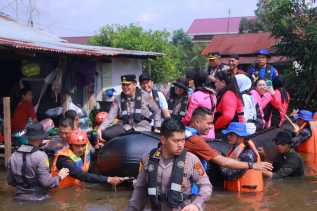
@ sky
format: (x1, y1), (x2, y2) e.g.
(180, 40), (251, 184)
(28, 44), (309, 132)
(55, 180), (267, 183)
(0, 0), (258, 37)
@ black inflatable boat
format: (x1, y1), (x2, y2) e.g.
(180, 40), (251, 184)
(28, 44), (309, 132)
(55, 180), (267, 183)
(96, 127), (282, 179)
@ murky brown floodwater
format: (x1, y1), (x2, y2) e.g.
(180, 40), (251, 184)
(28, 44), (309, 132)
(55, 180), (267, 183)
(1, 153), (317, 211)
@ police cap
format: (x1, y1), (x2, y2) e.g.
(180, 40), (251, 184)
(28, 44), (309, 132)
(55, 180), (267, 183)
(121, 74), (137, 84)
(139, 72), (152, 82)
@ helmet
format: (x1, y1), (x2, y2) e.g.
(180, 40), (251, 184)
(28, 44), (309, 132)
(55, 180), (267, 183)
(68, 130), (89, 145)
(95, 112), (108, 125)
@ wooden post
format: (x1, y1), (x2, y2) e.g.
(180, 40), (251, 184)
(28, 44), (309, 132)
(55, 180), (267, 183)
(3, 97), (11, 166)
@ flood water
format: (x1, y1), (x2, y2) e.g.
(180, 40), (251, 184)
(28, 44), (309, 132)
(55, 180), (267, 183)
(1, 154), (317, 211)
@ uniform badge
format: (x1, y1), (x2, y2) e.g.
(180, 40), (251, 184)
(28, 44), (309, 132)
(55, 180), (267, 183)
(177, 161), (185, 169)
(148, 164), (155, 172)
(45, 159), (49, 168)
(194, 162), (205, 176)
(154, 150), (161, 158)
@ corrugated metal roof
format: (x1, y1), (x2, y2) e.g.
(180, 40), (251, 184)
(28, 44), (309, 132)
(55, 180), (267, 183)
(202, 32), (289, 64)
(202, 32), (279, 56)
(221, 56), (288, 65)
(187, 16), (256, 36)
(62, 36), (91, 45)
(0, 16), (162, 58)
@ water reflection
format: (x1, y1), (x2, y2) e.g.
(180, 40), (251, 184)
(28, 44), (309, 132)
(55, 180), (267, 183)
(1, 161), (317, 211)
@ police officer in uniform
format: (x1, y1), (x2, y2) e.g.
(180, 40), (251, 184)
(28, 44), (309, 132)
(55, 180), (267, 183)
(207, 52), (229, 82)
(98, 74), (161, 141)
(247, 49), (278, 82)
(7, 123), (69, 201)
(127, 118), (212, 211)
(139, 72), (171, 119)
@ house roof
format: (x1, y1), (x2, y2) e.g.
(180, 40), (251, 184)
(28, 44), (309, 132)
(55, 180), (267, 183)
(202, 32), (288, 64)
(0, 16), (162, 58)
(62, 36), (91, 45)
(187, 16), (256, 36)
(202, 32), (279, 56)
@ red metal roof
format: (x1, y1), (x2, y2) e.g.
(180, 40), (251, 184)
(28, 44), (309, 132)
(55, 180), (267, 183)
(187, 16), (256, 36)
(202, 32), (279, 56)
(62, 36), (91, 45)
(202, 32), (287, 64)
(221, 56), (288, 65)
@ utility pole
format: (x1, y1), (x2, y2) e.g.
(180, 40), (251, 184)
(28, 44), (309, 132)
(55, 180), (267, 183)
(226, 9), (231, 33)
(15, 0), (19, 21)
(27, 0), (34, 27)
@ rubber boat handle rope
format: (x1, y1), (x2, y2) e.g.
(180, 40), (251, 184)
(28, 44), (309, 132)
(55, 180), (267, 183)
(285, 114), (298, 130)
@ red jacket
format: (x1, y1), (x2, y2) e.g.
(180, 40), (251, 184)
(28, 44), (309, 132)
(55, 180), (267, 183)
(268, 89), (290, 127)
(215, 90), (244, 129)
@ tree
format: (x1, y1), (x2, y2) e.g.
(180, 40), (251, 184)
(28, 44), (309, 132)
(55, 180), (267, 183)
(90, 25), (199, 82)
(89, 24), (178, 82)
(256, 0), (317, 109)
(90, 25), (206, 83)
(171, 29), (207, 71)
(239, 17), (265, 33)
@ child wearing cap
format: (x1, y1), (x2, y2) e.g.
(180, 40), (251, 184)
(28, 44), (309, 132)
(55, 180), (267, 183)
(221, 122), (263, 192)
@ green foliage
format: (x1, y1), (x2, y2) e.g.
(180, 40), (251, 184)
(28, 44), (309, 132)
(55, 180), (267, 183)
(255, 0), (317, 110)
(89, 24), (206, 82)
(239, 17), (266, 33)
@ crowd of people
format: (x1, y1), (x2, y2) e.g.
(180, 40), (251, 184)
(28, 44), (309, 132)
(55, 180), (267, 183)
(5, 48), (317, 211)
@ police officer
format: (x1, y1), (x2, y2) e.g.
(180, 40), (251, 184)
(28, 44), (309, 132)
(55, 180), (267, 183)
(262, 130), (304, 179)
(7, 123), (69, 201)
(139, 72), (171, 119)
(127, 118), (212, 211)
(207, 52), (229, 81)
(247, 49), (278, 82)
(98, 74), (161, 141)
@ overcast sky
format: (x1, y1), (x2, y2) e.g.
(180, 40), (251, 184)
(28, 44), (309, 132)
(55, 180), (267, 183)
(1, 0), (258, 37)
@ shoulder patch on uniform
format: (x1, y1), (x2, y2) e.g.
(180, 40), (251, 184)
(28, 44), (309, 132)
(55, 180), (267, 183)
(44, 158), (49, 168)
(194, 161), (205, 176)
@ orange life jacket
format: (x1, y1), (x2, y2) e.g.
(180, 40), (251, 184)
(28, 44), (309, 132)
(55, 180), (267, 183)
(303, 153), (317, 177)
(51, 144), (91, 188)
(297, 121), (317, 154)
(224, 140), (264, 193)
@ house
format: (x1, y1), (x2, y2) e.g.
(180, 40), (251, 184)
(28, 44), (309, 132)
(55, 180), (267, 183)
(201, 32), (288, 65)
(62, 36), (91, 45)
(0, 14), (161, 119)
(187, 16), (256, 43)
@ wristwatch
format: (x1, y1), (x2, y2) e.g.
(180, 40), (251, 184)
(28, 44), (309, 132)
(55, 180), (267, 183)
(248, 162), (254, 169)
